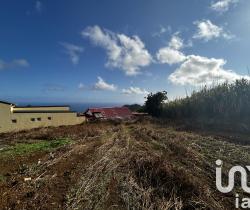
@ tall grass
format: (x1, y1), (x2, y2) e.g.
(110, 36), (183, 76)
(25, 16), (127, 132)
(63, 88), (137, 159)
(162, 79), (250, 127)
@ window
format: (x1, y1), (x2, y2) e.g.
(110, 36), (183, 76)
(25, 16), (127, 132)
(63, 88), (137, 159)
(48, 117), (52, 120)
(12, 119), (17, 123)
(31, 118), (35, 122)
(37, 118), (41, 121)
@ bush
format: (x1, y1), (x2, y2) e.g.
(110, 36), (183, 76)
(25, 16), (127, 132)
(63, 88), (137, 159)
(144, 91), (168, 117)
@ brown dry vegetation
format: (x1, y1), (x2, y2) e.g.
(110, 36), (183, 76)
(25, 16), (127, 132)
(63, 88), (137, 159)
(0, 119), (249, 210)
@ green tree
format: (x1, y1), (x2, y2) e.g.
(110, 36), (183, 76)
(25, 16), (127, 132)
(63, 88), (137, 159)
(144, 91), (168, 117)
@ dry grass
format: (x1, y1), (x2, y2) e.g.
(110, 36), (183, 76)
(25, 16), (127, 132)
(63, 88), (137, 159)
(0, 119), (245, 209)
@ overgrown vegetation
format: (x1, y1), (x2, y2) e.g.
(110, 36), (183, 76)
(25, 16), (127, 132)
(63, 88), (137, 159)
(144, 79), (250, 132)
(0, 138), (71, 157)
(163, 79), (250, 120)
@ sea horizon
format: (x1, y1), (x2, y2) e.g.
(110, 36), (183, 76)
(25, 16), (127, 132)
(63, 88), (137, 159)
(13, 102), (135, 112)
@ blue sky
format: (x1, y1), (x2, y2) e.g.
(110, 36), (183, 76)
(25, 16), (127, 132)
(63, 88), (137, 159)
(0, 0), (250, 104)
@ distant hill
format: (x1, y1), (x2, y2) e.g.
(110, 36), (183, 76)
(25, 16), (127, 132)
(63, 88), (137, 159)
(123, 104), (143, 112)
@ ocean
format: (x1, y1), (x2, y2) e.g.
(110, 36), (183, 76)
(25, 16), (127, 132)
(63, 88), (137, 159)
(68, 103), (125, 112)
(15, 102), (125, 112)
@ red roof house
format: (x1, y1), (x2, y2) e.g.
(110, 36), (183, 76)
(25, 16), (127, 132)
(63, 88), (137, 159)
(84, 107), (133, 120)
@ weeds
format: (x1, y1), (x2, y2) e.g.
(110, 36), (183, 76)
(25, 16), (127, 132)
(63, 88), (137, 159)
(0, 138), (71, 157)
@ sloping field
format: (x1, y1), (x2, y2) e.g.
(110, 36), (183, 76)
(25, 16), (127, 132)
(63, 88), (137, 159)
(0, 119), (248, 210)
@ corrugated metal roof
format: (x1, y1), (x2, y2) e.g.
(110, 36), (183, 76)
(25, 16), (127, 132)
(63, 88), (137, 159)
(86, 107), (132, 119)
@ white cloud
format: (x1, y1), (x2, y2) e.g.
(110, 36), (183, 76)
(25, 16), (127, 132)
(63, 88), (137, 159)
(82, 25), (152, 76)
(193, 20), (232, 41)
(156, 47), (186, 65)
(0, 59), (29, 70)
(60, 42), (84, 65)
(122, 86), (149, 95)
(156, 34), (186, 65)
(168, 34), (184, 50)
(210, 0), (239, 13)
(155, 26), (240, 87)
(168, 55), (250, 86)
(35, 1), (42, 13)
(93, 76), (117, 91)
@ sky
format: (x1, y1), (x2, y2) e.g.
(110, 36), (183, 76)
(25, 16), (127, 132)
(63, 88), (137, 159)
(0, 0), (250, 104)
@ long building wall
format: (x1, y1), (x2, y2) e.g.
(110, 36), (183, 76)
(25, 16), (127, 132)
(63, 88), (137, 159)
(0, 103), (85, 133)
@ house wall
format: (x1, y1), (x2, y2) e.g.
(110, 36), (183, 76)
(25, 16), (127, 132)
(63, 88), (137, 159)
(0, 103), (85, 133)
(0, 103), (13, 132)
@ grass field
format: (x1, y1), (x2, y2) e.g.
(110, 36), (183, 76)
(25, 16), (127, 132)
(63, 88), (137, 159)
(0, 119), (248, 209)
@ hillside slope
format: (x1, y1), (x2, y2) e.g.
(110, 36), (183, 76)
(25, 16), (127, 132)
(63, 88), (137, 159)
(0, 120), (248, 209)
